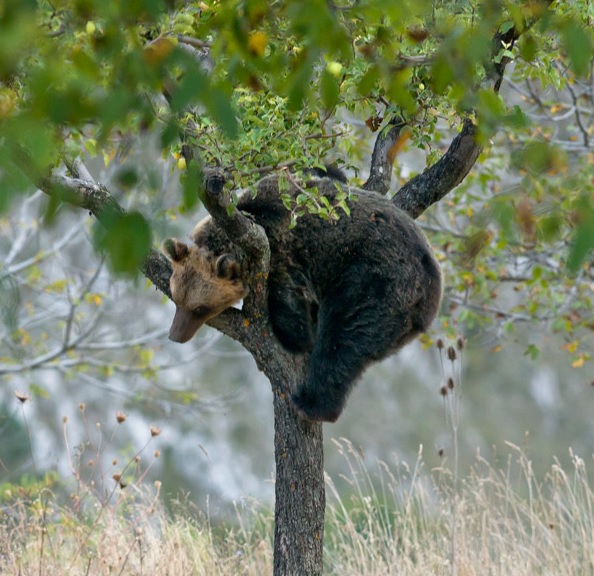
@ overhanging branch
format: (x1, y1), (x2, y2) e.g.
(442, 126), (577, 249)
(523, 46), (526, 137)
(201, 169), (271, 322)
(393, 119), (480, 218)
(20, 171), (248, 343)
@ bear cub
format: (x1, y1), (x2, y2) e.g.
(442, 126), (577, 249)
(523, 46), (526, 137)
(164, 173), (442, 423)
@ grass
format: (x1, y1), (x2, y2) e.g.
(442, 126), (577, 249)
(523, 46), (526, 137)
(3, 351), (594, 576)
(1, 436), (593, 575)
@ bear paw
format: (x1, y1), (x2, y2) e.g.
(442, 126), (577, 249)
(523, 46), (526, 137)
(290, 390), (342, 423)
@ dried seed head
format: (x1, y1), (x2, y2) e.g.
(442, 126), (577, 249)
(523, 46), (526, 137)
(112, 472), (122, 483)
(438, 447), (444, 458)
(79, 403), (86, 412)
(150, 425), (161, 437)
(15, 391), (30, 404)
(436, 338), (444, 350)
(116, 411), (127, 424)
(447, 346), (457, 361)
(112, 458), (118, 466)
(440, 385), (448, 397)
(456, 336), (465, 351)
(154, 450), (161, 458)
(62, 416), (68, 424)
(134, 455), (140, 464)
(447, 377), (455, 390)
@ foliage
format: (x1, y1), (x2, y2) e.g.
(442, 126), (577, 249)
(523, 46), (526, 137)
(2, 1), (594, 361)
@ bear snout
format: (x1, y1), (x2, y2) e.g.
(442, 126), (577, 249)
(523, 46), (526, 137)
(169, 305), (208, 343)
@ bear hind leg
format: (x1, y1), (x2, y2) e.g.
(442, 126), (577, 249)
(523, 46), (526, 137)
(291, 307), (414, 423)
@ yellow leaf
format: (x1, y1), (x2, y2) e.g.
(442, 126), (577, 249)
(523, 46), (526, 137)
(572, 356), (585, 368)
(86, 293), (102, 306)
(15, 328), (30, 346)
(144, 36), (178, 65)
(45, 279), (67, 293)
(248, 31), (267, 57)
(492, 344), (502, 353)
(562, 340), (579, 354)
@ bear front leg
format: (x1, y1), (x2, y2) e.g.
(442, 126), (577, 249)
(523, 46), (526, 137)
(269, 287), (317, 354)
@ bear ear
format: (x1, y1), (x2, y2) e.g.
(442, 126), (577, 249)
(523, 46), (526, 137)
(163, 238), (189, 263)
(215, 254), (242, 280)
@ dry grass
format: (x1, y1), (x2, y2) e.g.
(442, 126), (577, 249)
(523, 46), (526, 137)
(324, 439), (594, 576)
(3, 382), (593, 575)
(2, 438), (593, 575)
(0, 485), (272, 575)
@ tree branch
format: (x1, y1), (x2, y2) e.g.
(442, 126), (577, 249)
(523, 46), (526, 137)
(200, 169), (271, 323)
(367, 1), (554, 218)
(361, 116), (407, 194)
(17, 171), (248, 343)
(393, 118), (480, 218)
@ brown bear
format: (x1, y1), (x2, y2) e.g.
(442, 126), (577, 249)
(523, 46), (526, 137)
(163, 173), (442, 422)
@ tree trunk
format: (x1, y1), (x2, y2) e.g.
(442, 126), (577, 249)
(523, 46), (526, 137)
(267, 356), (325, 575)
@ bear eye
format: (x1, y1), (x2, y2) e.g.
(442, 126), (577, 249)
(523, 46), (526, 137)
(193, 305), (212, 317)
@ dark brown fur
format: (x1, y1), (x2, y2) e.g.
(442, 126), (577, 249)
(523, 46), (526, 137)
(164, 175), (442, 422)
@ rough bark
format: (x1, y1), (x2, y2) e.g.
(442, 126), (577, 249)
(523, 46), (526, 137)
(196, 170), (326, 575)
(272, 369), (325, 576)
(362, 117), (407, 195)
(392, 119), (481, 217)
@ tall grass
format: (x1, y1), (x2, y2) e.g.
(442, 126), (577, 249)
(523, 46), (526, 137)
(2, 438), (593, 575)
(2, 391), (593, 575)
(324, 439), (594, 576)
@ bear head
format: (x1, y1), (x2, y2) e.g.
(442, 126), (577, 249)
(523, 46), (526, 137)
(162, 238), (248, 343)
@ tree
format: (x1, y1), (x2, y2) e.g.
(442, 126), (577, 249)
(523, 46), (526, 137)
(2, 1), (593, 573)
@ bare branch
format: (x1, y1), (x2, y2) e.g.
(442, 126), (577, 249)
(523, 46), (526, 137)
(393, 118), (481, 218)
(362, 117), (407, 194)
(201, 169), (270, 264)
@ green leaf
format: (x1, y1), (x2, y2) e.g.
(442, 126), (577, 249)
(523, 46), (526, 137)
(524, 343), (540, 360)
(566, 196), (594, 275)
(561, 22), (593, 77)
(430, 55), (454, 95)
(357, 65), (380, 96)
(205, 88), (238, 139)
(321, 69), (340, 109)
(94, 211), (152, 277)
(29, 383), (49, 399)
(170, 66), (208, 113)
(181, 160), (202, 211)
(512, 141), (566, 174)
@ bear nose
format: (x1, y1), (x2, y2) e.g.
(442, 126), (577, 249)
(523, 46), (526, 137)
(168, 305), (206, 343)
